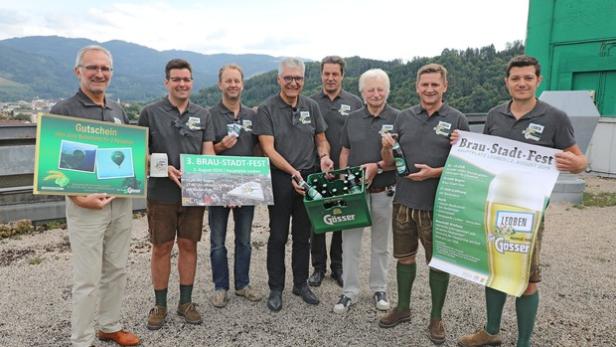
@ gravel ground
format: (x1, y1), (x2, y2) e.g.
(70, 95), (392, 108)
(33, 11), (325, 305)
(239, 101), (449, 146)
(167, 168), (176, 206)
(1, 174), (615, 347)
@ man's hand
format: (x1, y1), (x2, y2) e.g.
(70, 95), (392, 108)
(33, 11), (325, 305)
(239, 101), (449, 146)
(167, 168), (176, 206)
(69, 194), (115, 209)
(450, 130), (460, 145)
(320, 155), (334, 173)
(168, 165), (182, 187)
(361, 163), (378, 186)
(291, 170), (305, 195)
(381, 133), (395, 149)
(555, 151), (587, 173)
(405, 164), (442, 181)
(220, 135), (238, 150)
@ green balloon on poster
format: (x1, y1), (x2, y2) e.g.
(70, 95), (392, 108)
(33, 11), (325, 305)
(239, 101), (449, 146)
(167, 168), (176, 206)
(111, 151), (125, 167)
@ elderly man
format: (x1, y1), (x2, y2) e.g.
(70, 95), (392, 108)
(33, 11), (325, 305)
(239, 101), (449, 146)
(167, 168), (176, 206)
(208, 64), (262, 307)
(138, 59), (215, 330)
(50, 45), (140, 347)
(380, 63), (469, 345)
(457, 55), (587, 347)
(253, 57), (333, 312)
(308, 56), (363, 288)
(333, 68), (399, 314)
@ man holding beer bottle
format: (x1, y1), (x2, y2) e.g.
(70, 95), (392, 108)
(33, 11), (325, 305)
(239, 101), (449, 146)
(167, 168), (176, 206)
(380, 63), (469, 345)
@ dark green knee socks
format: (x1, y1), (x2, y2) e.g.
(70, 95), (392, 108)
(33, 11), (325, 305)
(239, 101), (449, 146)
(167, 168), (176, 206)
(485, 287), (507, 334)
(429, 269), (450, 319)
(516, 291), (539, 347)
(154, 288), (168, 308)
(396, 262), (416, 310)
(179, 284), (193, 305)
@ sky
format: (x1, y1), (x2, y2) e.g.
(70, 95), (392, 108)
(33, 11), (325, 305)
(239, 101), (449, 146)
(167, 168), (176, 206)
(0, 0), (529, 61)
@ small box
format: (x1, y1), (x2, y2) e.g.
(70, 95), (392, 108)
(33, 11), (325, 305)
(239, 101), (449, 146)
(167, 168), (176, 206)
(303, 166), (372, 233)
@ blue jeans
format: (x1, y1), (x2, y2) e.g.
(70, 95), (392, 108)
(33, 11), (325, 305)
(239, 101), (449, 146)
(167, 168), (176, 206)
(208, 206), (255, 291)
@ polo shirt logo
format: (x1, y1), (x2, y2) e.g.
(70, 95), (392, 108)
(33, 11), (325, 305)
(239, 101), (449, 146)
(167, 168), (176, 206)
(113, 117), (122, 124)
(242, 119), (253, 132)
(187, 117), (201, 130)
(299, 111), (311, 124)
(339, 104), (351, 116)
(434, 121), (451, 136)
(522, 123), (544, 141)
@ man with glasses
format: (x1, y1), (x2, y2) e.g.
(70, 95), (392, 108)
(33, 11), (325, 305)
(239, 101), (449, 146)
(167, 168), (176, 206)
(207, 64), (263, 308)
(51, 45), (140, 347)
(254, 57), (333, 312)
(138, 59), (215, 330)
(307, 56), (363, 288)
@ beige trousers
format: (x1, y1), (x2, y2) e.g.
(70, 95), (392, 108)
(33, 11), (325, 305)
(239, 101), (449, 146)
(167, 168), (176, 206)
(66, 197), (132, 347)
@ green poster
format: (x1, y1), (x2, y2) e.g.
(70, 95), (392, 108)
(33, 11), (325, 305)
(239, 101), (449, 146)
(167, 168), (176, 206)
(430, 131), (559, 297)
(33, 113), (148, 197)
(180, 154), (273, 206)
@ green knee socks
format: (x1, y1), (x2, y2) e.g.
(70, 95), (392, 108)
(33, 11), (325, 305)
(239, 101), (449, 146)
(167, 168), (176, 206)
(429, 269), (450, 319)
(485, 287), (507, 335)
(154, 288), (168, 308)
(516, 291), (539, 347)
(396, 262), (416, 310)
(179, 284), (194, 305)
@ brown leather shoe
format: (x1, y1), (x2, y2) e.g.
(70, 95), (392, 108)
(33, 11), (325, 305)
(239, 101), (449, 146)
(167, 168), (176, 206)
(378, 308), (411, 328)
(146, 305), (167, 330)
(457, 329), (502, 347)
(96, 330), (141, 346)
(177, 302), (203, 324)
(428, 319), (446, 344)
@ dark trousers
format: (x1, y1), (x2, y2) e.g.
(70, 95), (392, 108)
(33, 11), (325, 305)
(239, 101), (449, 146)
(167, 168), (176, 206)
(267, 169), (313, 291)
(310, 231), (342, 273)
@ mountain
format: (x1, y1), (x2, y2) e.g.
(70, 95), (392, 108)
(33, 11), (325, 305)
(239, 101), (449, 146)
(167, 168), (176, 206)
(193, 42), (525, 113)
(0, 36), (283, 101)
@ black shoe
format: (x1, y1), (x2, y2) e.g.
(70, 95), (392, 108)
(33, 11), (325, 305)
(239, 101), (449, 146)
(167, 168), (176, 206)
(308, 270), (325, 287)
(267, 290), (282, 312)
(292, 284), (320, 305)
(331, 270), (343, 287)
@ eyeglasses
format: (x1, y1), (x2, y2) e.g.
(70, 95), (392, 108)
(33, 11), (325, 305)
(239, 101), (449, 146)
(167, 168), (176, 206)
(282, 75), (304, 83)
(80, 65), (113, 73)
(168, 77), (193, 83)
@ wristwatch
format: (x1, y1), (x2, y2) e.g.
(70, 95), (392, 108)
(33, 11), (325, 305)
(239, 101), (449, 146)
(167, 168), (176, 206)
(376, 162), (383, 174)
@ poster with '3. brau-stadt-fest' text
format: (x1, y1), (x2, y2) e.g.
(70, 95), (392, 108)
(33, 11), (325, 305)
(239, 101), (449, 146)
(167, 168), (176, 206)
(33, 113), (148, 198)
(430, 131), (560, 297)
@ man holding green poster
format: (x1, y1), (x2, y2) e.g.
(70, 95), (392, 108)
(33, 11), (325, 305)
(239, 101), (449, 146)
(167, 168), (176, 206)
(138, 59), (215, 330)
(457, 56), (587, 347)
(51, 45), (140, 347)
(379, 63), (469, 345)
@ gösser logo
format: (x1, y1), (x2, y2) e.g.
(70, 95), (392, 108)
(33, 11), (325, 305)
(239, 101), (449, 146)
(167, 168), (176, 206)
(323, 214), (356, 225)
(493, 237), (530, 254)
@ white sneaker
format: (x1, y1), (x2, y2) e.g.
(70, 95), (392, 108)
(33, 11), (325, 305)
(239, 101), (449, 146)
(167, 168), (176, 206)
(333, 295), (353, 314)
(210, 289), (228, 308)
(374, 291), (390, 311)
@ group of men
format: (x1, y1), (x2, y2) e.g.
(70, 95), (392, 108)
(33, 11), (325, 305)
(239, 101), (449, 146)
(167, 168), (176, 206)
(53, 44), (586, 347)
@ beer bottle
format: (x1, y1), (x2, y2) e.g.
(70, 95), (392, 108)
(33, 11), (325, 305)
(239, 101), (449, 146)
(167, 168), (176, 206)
(346, 169), (362, 194)
(293, 176), (323, 200)
(392, 141), (410, 176)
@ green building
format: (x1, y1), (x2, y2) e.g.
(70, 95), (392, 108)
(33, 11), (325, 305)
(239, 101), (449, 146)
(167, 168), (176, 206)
(526, 0), (616, 117)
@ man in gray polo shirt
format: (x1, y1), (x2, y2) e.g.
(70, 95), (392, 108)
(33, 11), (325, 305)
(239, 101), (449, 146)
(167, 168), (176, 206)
(207, 64), (262, 308)
(138, 59), (215, 330)
(253, 57), (333, 312)
(458, 55), (587, 347)
(380, 63), (469, 345)
(333, 68), (398, 315)
(51, 45), (140, 347)
(308, 56), (363, 288)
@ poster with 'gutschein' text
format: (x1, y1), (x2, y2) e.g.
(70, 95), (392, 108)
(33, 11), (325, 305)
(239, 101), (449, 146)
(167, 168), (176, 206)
(430, 131), (559, 297)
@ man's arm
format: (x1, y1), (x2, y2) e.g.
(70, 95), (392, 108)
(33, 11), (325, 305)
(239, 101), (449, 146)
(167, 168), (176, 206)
(259, 135), (299, 177)
(556, 144), (587, 174)
(202, 141), (215, 155)
(213, 136), (238, 154)
(315, 132), (333, 172)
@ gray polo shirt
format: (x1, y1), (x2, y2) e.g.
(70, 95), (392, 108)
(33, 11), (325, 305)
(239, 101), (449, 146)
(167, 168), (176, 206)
(209, 101), (257, 156)
(341, 104), (399, 188)
(393, 103), (469, 211)
(138, 97), (215, 203)
(50, 89), (128, 124)
(484, 100), (576, 149)
(253, 94), (327, 171)
(310, 90), (363, 168)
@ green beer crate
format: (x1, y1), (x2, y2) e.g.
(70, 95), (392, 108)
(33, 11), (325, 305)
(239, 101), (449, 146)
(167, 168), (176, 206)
(303, 166), (372, 234)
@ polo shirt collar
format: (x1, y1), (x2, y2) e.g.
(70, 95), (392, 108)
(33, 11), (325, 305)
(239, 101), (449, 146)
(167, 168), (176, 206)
(217, 100), (245, 120)
(362, 104), (389, 119)
(276, 94), (305, 110)
(499, 99), (547, 120)
(318, 89), (342, 101)
(417, 103), (449, 118)
(162, 96), (198, 115)
(76, 89), (112, 110)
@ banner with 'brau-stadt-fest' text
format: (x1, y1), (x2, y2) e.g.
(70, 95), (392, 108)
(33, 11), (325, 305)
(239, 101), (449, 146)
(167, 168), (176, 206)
(430, 131), (560, 297)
